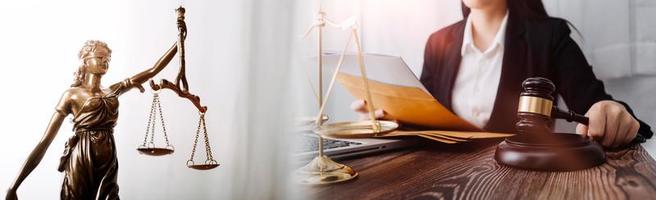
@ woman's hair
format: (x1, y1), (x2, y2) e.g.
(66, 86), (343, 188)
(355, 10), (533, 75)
(71, 40), (112, 87)
(461, 0), (582, 38)
(461, 0), (548, 19)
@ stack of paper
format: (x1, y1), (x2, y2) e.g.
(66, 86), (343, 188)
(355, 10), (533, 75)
(381, 130), (513, 144)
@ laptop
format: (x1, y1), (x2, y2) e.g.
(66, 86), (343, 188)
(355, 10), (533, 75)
(293, 133), (416, 161)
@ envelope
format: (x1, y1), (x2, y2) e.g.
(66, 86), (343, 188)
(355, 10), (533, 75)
(336, 72), (480, 131)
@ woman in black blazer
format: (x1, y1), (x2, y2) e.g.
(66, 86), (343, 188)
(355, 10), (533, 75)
(355, 0), (652, 148)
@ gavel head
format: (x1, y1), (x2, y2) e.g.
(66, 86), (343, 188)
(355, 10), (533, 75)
(516, 77), (556, 135)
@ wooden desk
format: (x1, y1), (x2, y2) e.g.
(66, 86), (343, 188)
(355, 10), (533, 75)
(307, 140), (656, 200)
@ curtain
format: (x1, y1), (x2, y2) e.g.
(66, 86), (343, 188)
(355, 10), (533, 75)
(544, 0), (656, 80)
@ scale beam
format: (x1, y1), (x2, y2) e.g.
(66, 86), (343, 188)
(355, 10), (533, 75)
(150, 79), (207, 113)
(149, 6), (208, 114)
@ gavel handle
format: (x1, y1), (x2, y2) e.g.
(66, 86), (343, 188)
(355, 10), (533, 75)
(552, 108), (589, 125)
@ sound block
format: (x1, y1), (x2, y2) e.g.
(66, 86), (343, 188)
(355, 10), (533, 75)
(494, 133), (606, 171)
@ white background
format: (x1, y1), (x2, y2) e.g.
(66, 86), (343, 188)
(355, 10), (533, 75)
(0, 0), (298, 199)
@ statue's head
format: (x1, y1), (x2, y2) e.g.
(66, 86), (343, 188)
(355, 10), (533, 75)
(79, 40), (111, 74)
(71, 40), (112, 87)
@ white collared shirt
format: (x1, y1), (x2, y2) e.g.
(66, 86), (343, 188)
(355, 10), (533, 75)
(452, 11), (509, 128)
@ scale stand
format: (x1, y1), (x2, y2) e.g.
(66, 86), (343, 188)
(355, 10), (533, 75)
(312, 19), (398, 138)
(295, 1), (397, 185)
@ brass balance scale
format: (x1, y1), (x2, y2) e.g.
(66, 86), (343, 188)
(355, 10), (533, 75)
(135, 6), (219, 170)
(295, 1), (399, 185)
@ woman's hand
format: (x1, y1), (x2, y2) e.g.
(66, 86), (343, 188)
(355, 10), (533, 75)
(6, 188), (18, 200)
(350, 100), (386, 120)
(576, 100), (640, 148)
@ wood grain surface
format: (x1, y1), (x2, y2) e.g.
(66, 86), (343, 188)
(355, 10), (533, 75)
(305, 140), (656, 200)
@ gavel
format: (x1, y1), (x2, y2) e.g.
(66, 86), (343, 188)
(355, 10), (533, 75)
(494, 77), (606, 171)
(515, 77), (589, 135)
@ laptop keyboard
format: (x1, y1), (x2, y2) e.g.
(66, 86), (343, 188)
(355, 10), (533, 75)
(296, 135), (362, 153)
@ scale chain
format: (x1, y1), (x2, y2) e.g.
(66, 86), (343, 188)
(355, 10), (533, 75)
(201, 115), (214, 161)
(149, 94), (158, 146)
(155, 94), (172, 147)
(141, 93), (173, 148)
(188, 112), (202, 163)
(142, 93), (158, 147)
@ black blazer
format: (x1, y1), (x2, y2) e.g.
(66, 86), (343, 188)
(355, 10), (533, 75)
(419, 12), (653, 140)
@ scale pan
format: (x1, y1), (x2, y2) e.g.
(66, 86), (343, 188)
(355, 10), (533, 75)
(187, 164), (220, 170)
(137, 147), (174, 156)
(187, 160), (219, 170)
(317, 120), (398, 138)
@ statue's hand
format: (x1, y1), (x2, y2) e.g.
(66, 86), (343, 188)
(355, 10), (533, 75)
(6, 188), (18, 200)
(177, 20), (187, 39)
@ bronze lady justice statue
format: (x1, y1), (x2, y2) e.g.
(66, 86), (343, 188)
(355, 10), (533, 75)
(5, 33), (183, 199)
